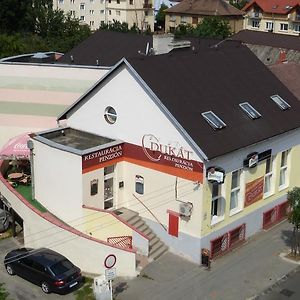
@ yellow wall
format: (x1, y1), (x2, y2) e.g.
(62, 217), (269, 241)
(202, 146), (300, 236)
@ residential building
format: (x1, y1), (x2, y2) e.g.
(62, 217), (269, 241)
(243, 0), (300, 36)
(2, 42), (300, 276)
(232, 29), (300, 65)
(164, 0), (244, 33)
(53, 0), (155, 32)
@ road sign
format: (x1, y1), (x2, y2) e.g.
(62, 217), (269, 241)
(105, 267), (117, 281)
(104, 254), (116, 269)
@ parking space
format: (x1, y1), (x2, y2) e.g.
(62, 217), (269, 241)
(0, 238), (76, 300)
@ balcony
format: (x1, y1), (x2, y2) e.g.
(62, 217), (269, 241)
(248, 12), (262, 19)
(290, 14), (300, 22)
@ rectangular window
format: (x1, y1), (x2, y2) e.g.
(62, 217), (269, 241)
(264, 157), (274, 196)
(80, 15), (85, 21)
(265, 22), (274, 31)
(279, 150), (289, 189)
(116, 10), (121, 16)
(90, 20), (94, 26)
(293, 24), (300, 32)
(239, 102), (261, 119)
(59, 0), (64, 4)
(80, 3), (85, 9)
(90, 179), (98, 196)
(135, 175), (144, 194)
(117, 0), (120, 3)
(280, 23), (288, 31)
(270, 94), (291, 110)
(202, 111), (226, 130)
(252, 20), (260, 28)
(70, 0), (75, 3)
(70, 10), (76, 15)
(104, 165), (115, 209)
(129, 0), (133, 4)
(100, 10), (104, 14)
(90, 10), (94, 14)
(211, 185), (225, 224)
(181, 16), (188, 23)
(170, 15), (176, 22)
(109, 10), (112, 15)
(230, 170), (242, 212)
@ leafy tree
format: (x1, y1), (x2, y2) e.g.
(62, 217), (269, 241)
(0, 0), (34, 34)
(174, 16), (231, 39)
(288, 187), (300, 256)
(229, 0), (247, 10)
(155, 4), (168, 30)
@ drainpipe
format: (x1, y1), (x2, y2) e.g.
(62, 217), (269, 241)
(27, 140), (35, 201)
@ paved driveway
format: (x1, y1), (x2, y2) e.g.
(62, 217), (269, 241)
(114, 220), (298, 300)
(0, 237), (76, 300)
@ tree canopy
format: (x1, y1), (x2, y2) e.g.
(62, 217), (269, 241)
(0, 0), (91, 58)
(288, 187), (300, 256)
(174, 16), (232, 39)
(155, 4), (168, 30)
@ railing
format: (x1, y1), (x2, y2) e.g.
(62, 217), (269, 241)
(249, 12), (262, 19)
(263, 201), (289, 229)
(211, 224), (246, 259)
(107, 236), (132, 249)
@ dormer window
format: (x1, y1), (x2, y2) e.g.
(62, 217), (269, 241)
(202, 111), (226, 130)
(270, 95), (291, 110)
(239, 102), (261, 119)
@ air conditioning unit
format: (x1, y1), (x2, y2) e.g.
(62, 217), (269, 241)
(179, 202), (193, 217)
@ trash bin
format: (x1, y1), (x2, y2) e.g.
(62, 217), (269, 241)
(201, 248), (210, 267)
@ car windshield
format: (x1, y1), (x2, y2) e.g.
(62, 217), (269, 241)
(49, 259), (74, 275)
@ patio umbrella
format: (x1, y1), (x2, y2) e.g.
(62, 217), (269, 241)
(0, 133), (31, 160)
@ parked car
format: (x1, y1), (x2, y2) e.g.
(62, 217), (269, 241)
(0, 208), (10, 233)
(4, 247), (83, 294)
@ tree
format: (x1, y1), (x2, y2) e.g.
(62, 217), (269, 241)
(155, 4), (168, 30)
(174, 16), (231, 39)
(287, 187), (300, 256)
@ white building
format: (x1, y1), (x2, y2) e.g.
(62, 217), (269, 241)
(54, 0), (155, 31)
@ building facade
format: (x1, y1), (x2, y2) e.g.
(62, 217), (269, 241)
(54, 0), (155, 31)
(243, 0), (300, 36)
(164, 0), (244, 33)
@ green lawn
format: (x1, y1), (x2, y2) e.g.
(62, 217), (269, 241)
(14, 185), (47, 213)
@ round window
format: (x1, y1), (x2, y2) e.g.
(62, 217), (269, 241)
(104, 106), (117, 124)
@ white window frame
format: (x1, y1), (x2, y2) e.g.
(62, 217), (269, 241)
(104, 165), (115, 210)
(293, 24), (300, 32)
(252, 20), (260, 28)
(211, 184), (225, 225)
(90, 9), (94, 14)
(116, 10), (121, 16)
(279, 150), (290, 190)
(264, 156), (275, 198)
(280, 23), (288, 31)
(70, 0), (75, 4)
(265, 21), (274, 31)
(229, 169), (243, 216)
(80, 3), (85, 10)
(80, 15), (85, 21)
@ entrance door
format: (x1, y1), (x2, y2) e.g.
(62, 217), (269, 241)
(104, 165), (115, 209)
(168, 211), (179, 237)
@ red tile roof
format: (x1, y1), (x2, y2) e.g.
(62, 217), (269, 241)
(243, 0), (300, 14)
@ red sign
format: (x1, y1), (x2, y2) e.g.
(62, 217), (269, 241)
(245, 176), (264, 207)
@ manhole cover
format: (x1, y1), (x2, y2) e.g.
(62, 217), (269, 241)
(280, 289), (294, 297)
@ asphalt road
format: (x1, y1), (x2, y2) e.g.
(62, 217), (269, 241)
(257, 266), (300, 300)
(0, 238), (76, 300)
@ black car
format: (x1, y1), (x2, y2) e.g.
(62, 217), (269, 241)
(4, 247), (83, 294)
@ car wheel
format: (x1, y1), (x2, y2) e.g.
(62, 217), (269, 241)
(41, 282), (50, 294)
(5, 264), (15, 275)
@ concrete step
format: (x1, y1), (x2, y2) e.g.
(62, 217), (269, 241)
(131, 219), (145, 229)
(136, 223), (149, 233)
(149, 236), (160, 248)
(149, 244), (168, 261)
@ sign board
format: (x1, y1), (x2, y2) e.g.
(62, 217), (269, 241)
(243, 149), (272, 168)
(105, 268), (117, 281)
(245, 176), (264, 207)
(104, 254), (116, 269)
(206, 167), (225, 184)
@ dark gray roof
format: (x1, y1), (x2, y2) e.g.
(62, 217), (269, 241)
(232, 30), (300, 51)
(57, 30), (153, 67)
(58, 43), (300, 160)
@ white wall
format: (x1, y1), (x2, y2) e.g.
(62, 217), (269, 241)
(33, 140), (83, 223)
(0, 176), (137, 277)
(66, 66), (203, 163)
